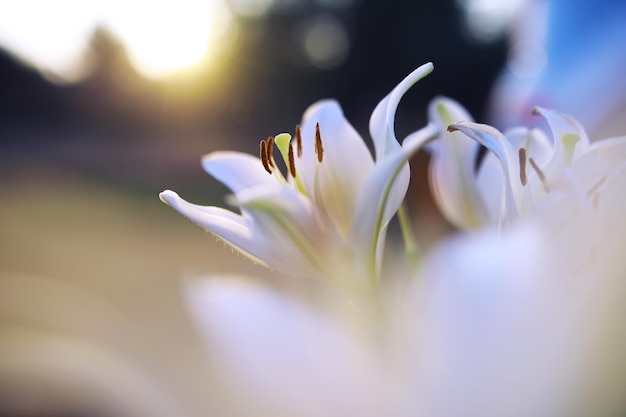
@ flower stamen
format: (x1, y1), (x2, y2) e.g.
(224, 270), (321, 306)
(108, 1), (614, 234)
(266, 136), (276, 168)
(529, 157), (550, 192)
(519, 147), (528, 186)
(260, 139), (272, 174)
(288, 143), (297, 177)
(295, 124), (303, 157)
(592, 193), (600, 211)
(586, 176), (607, 198)
(315, 123), (324, 163)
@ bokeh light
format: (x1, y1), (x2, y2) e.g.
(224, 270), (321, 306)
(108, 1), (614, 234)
(103, 0), (234, 79)
(301, 15), (349, 69)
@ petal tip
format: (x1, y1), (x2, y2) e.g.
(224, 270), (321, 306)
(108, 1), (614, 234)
(410, 62), (434, 79)
(303, 99), (342, 122)
(159, 190), (178, 206)
(200, 152), (220, 167)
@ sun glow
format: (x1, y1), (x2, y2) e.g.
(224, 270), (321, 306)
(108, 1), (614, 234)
(0, 0), (234, 82)
(104, 0), (234, 79)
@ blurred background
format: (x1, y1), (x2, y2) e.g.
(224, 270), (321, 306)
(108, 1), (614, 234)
(1, 0), (625, 416)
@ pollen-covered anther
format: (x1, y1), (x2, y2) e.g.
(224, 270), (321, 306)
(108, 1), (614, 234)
(295, 124), (303, 157)
(518, 147), (528, 186)
(259, 139), (272, 174)
(529, 157), (550, 192)
(446, 125), (459, 133)
(266, 136), (276, 167)
(314, 122), (324, 162)
(288, 143), (297, 177)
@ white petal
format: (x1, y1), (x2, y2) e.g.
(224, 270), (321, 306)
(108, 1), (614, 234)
(159, 190), (268, 267)
(586, 135), (626, 165)
(202, 151), (278, 194)
(184, 278), (387, 417)
(350, 124), (437, 273)
(427, 96), (488, 229)
(414, 226), (573, 417)
(449, 122), (521, 227)
(533, 107), (590, 171)
(298, 100), (375, 234)
(369, 63), (434, 161)
(236, 186), (349, 279)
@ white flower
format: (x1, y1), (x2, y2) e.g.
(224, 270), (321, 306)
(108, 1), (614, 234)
(421, 100), (626, 415)
(427, 97), (626, 230)
(160, 63), (438, 286)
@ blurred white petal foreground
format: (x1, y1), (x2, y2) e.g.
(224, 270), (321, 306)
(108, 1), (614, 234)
(184, 278), (416, 417)
(161, 63), (437, 286)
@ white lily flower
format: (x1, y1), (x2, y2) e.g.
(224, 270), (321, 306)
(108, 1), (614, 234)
(161, 63), (438, 285)
(428, 97), (626, 230)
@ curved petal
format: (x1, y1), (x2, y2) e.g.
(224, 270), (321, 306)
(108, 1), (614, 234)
(448, 122), (521, 228)
(350, 124), (438, 274)
(298, 100), (375, 234)
(369, 62), (434, 161)
(202, 151), (278, 194)
(427, 96), (488, 230)
(159, 190), (268, 267)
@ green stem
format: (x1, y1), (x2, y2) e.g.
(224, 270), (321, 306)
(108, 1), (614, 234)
(398, 201), (419, 272)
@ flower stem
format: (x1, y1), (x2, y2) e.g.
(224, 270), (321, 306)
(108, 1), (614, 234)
(398, 201), (420, 272)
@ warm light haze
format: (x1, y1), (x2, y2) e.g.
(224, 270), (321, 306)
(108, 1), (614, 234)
(0, 0), (234, 82)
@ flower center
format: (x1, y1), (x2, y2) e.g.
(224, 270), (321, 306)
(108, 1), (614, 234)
(258, 123), (325, 178)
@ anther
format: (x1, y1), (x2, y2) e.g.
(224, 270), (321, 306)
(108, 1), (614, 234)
(295, 124), (303, 157)
(446, 125), (459, 132)
(266, 136), (275, 168)
(259, 140), (272, 174)
(518, 148), (528, 186)
(314, 123), (324, 163)
(529, 157), (550, 192)
(288, 144), (297, 177)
